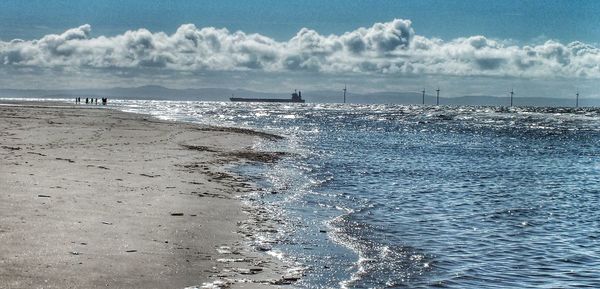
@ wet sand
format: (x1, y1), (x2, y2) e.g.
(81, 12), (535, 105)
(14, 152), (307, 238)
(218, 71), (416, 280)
(0, 102), (295, 288)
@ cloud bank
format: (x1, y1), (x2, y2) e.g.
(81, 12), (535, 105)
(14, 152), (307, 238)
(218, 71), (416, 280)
(1, 19), (599, 79)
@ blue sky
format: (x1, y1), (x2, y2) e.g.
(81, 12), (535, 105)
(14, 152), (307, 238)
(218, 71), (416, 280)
(0, 0), (599, 99)
(2, 0), (598, 43)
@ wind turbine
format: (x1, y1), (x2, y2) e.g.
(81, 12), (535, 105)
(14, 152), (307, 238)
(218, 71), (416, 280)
(510, 88), (515, 107)
(343, 84), (347, 104)
(436, 87), (440, 106)
(576, 89), (579, 108)
(422, 88), (426, 105)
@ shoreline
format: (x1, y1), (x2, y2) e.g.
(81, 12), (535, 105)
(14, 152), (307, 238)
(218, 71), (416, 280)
(0, 101), (296, 288)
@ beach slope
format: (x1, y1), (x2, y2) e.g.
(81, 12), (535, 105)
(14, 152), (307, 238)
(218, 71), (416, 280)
(0, 103), (286, 288)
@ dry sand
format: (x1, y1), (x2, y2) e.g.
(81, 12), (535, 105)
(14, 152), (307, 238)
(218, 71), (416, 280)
(0, 102), (297, 289)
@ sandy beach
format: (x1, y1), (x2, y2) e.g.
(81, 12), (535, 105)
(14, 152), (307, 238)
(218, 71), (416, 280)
(0, 102), (293, 289)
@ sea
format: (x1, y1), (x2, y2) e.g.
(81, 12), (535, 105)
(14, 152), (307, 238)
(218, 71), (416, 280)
(64, 99), (600, 287)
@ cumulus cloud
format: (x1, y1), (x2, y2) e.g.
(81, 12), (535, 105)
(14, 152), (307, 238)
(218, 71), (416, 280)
(1, 19), (599, 79)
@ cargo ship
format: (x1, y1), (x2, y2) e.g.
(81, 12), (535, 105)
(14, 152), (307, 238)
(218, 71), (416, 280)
(230, 90), (305, 103)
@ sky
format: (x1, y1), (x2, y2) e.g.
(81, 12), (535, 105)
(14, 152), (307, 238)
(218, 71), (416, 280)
(1, 0), (599, 99)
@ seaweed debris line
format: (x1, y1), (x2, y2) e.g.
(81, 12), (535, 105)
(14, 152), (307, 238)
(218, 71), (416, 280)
(230, 90), (305, 103)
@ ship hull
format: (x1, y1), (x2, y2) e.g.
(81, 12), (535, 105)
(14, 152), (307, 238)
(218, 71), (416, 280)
(230, 97), (305, 103)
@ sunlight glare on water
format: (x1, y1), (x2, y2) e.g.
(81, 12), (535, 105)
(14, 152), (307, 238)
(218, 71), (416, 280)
(114, 100), (600, 288)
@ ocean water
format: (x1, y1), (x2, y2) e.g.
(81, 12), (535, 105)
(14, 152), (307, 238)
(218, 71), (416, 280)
(111, 100), (600, 288)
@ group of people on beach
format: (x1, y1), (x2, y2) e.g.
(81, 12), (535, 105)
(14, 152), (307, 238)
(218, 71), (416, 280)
(75, 97), (108, 105)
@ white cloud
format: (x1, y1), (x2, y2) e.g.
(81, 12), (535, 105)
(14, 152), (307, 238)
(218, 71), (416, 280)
(1, 19), (600, 79)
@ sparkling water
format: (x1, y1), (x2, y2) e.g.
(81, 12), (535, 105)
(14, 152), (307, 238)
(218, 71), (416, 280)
(113, 100), (600, 288)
